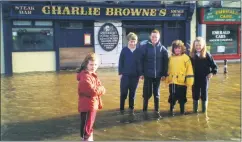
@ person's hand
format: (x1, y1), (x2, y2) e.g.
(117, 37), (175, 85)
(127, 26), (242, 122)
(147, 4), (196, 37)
(140, 75), (144, 80)
(207, 73), (213, 80)
(100, 86), (106, 95)
(161, 76), (166, 81)
(119, 75), (122, 79)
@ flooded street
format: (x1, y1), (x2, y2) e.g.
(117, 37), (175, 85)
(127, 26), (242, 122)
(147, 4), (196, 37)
(1, 63), (241, 141)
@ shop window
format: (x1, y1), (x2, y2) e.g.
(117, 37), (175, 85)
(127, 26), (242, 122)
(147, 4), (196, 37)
(206, 25), (238, 55)
(35, 21), (53, 26)
(125, 28), (162, 45)
(12, 28), (54, 51)
(167, 21), (182, 28)
(13, 20), (32, 26)
(60, 21), (93, 29)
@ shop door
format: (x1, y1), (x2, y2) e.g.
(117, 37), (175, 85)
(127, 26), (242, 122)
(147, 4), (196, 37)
(164, 21), (185, 48)
(124, 27), (162, 46)
(59, 22), (93, 70)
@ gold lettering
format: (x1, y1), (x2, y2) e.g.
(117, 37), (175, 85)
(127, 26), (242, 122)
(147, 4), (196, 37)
(142, 9), (150, 16)
(122, 8), (130, 16)
(114, 8), (122, 16)
(52, 6), (62, 15)
(80, 7), (87, 15)
(88, 7), (93, 15)
(130, 8), (142, 16)
(106, 8), (114, 16)
(220, 15), (232, 19)
(62, 7), (70, 15)
(216, 9), (238, 15)
(42, 6), (50, 14)
(71, 7), (79, 15)
(93, 7), (100, 15)
(150, 9), (157, 16)
(159, 9), (166, 16)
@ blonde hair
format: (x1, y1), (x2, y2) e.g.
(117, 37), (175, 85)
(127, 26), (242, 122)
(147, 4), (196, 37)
(76, 52), (97, 73)
(190, 37), (207, 58)
(127, 32), (138, 41)
(171, 40), (186, 55)
(151, 29), (160, 35)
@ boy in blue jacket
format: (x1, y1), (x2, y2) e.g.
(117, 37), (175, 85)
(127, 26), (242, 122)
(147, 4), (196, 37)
(140, 29), (168, 117)
(118, 32), (141, 114)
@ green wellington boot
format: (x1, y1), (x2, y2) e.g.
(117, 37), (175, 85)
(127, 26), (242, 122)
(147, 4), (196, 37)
(193, 100), (199, 113)
(202, 101), (208, 113)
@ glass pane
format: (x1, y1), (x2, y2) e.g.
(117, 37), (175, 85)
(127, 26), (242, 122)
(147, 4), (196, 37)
(13, 21), (32, 26)
(35, 21), (53, 26)
(12, 28), (54, 51)
(206, 25), (238, 54)
(60, 22), (83, 29)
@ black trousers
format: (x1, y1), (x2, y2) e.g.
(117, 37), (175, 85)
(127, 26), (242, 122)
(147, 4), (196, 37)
(168, 84), (187, 105)
(120, 75), (139, 110)
(143, 77), (161, 111)
(192, 78), (209, 101)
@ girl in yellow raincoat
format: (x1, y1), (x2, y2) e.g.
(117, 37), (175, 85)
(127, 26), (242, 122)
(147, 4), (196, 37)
(166, 40), (194, 115)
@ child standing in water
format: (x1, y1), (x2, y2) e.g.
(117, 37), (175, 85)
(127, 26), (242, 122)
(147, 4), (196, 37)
(190, 37), (218, 113)
(76, 52), (106, 141)
(118, 32), (141, 114)
(166, 40), (194, 115)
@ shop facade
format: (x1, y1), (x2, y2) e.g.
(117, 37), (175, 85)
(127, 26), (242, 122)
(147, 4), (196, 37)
(2, 1), (195, 75)
(198, 7), (241, 60)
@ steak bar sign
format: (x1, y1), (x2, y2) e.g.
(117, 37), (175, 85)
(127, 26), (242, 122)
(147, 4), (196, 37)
(98, 23), (119, 52)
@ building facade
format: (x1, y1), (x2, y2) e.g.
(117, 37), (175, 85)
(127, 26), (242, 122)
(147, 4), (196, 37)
(197, 1), (241, 60)
(2, 1), (196, 75)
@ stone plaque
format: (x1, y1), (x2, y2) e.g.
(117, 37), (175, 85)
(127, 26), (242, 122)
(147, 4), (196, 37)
(98, 23), (119, 52)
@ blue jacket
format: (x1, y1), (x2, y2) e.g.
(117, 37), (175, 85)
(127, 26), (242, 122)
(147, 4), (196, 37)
(118, 46), (142, 77)
(140, 40), (168, 78)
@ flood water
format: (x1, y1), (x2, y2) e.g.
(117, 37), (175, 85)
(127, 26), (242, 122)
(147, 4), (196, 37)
(1, 63), (241, 141)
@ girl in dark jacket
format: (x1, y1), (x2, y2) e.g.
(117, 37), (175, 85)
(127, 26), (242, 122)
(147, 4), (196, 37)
(190, 37), (218, 113)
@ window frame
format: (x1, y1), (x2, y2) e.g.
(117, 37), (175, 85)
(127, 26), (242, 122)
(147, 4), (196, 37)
(12, 20), (54, 52)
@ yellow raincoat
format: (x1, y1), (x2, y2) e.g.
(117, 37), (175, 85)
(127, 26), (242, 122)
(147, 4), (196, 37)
(166, 54), (194, 86)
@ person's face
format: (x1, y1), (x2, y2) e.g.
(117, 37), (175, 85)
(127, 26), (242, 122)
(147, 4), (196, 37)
(150, 32), (160, 45)
(128, 40), (137, 49)
(194, 41), (204, 52)
(86, 60), (98, 73)
(174, 46), (182, 55)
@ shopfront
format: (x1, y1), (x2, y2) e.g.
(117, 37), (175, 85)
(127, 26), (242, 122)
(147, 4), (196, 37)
(2, 1), (195, 75)
(199, 8), (241, 60)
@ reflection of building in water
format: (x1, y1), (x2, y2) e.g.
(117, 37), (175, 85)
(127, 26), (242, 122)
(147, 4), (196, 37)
(1, 1), (196, 74)
(197, 1), (241, 60)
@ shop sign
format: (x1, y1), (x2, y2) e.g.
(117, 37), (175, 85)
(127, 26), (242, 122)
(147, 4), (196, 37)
(206, 26), (238, 54)
(11, 5), (186, 19)
(98, 23), (119, 52)
(204, 8), (241, 22)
